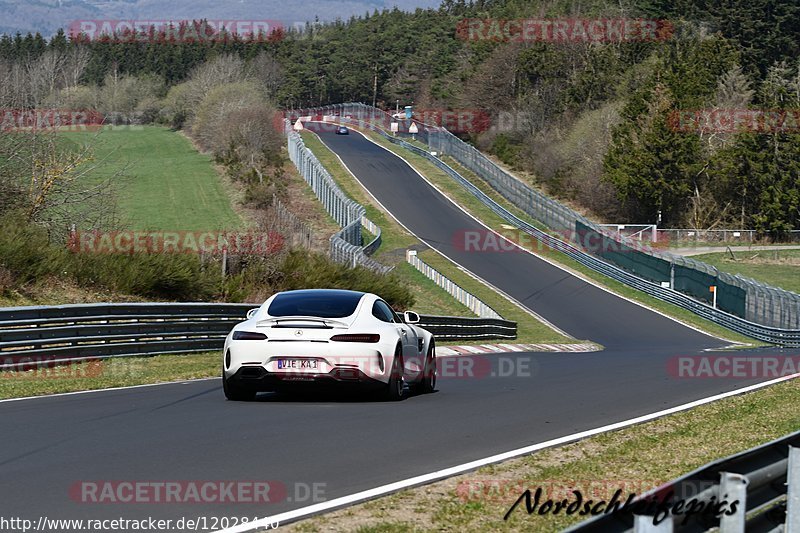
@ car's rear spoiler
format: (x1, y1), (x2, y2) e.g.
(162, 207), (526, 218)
(255, 316), (350, 329)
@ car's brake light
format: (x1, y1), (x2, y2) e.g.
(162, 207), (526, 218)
(330, 334), (380, 343)
(233, 331), (268, 340)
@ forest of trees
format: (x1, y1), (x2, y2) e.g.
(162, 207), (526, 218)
(0, 0), (798, 235)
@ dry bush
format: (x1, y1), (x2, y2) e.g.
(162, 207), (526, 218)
(191, 81), (267, 153)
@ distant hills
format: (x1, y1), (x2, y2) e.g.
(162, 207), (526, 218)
(0, 0), (441, 36)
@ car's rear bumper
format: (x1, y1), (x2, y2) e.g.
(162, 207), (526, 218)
(226, 365), (385, 392)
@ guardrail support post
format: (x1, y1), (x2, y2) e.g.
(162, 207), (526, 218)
(670, 262), (675, 290)
(788, 446), (800, 533)
(634, 514), (673, 532)
(719, 472), (748, 533)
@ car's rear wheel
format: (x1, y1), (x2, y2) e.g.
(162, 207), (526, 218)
(421, 340), (436, 393)
(223, 371), (256, 401)
(383, 345), (405, 401)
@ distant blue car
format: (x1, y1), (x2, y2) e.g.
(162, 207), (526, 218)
(335, 126), (349, 135)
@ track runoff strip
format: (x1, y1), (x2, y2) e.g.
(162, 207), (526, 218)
(215, 372), (800, 532)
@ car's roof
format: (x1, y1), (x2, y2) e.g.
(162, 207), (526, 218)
(264, 289), (370, 319)
(276, 288), (366, 298)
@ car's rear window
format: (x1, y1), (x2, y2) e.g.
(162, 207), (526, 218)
(267, 290), (364, 318)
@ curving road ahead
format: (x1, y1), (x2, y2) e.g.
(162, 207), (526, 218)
(313, 126), (719, 351)
(1, 126), (794, 530)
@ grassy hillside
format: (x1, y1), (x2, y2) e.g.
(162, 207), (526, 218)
(60, 126), (243, 231)
(692, 250), (800, 294)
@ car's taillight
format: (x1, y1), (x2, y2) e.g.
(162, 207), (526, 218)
(330, 334), (380, 343)
(233, 331), (268, 340)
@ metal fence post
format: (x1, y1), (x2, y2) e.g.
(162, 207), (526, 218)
(221, 246), (227, 279)
(719, 472), (748, 533)
(788, 446), (800, 533)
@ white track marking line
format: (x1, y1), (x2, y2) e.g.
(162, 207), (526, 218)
(0, 377), (217, 404)
(217, 373), (800, 532)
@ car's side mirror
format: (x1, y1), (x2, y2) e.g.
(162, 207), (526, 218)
(246, 308), (259, 319)
(403, 311), (420, 324)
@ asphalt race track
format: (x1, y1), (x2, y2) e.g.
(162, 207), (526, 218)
(313, 126), (718, 350)
(1, 126), (796, 529)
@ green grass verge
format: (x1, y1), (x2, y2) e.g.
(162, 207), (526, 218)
(300, 132), (417, 256)
(361, 130), (761, 346)
(692, 249), (800, 294)
(0, 352), (219, 399)
(299, 131), (574, 345)
(667, 241), (800, 248)
(288, 377), (800, 532)
(417, 250), (573, 344)
(60, 126), (243, 231)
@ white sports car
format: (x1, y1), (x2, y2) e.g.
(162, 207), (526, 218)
(222, 289), (436, 401)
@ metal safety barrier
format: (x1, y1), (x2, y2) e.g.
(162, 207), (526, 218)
(282, 104), (800, 345)
(415, 314), (516, 340)
(406, 250), (502, 319)
(567, 431), (800, 532)
(0, 302), (516, 369)
(286, 124), (389, 274)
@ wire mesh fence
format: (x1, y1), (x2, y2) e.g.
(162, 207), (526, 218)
(283, 103), (800, 331)
(660, 228), (800, 245)
(269, 195), (317, 251)
(286, 126), (391, 274)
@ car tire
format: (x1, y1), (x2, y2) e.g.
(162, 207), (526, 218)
(383, 345), (405, 401)
(421, 340), (436, 393)
(223, 371), (256, 401)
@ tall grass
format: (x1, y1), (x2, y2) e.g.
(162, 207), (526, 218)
(0, 214), (414, 307)
(0, 215), (216, 300)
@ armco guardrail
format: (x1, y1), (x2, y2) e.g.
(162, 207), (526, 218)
(0, 302), (251, 369)
(407, 250), (502, 319)
(0, 303), (516, 369)
(416, 315), (516, 340)
(566, 431), (800, 532)
(283, 104), (800, 346)
(286, 125), (389, 274)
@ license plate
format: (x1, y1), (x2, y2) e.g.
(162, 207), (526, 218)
(277, 359), (317, 370)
